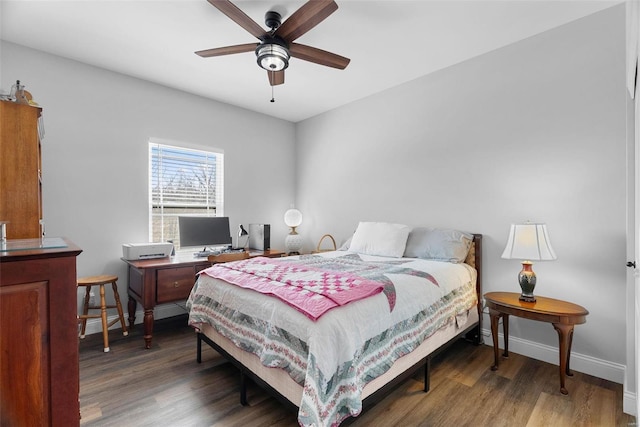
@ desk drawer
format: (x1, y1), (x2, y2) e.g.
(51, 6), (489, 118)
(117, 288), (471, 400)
(156, 266), (196, 303)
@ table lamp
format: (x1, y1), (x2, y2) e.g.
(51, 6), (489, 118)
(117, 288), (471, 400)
(237, 224), (249, 249)
(284, 208), (303, 255)
(501, 222), (557, 302)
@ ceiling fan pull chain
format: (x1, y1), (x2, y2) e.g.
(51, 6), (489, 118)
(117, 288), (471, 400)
(270, 83), (275, 103)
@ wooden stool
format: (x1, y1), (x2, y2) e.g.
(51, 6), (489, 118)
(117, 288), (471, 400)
(78, 274), (128, 352)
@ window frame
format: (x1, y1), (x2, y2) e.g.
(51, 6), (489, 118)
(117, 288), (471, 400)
(148, 138), (224, 247)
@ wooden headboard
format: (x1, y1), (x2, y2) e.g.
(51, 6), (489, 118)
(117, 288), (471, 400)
(467, 234), (483, 344)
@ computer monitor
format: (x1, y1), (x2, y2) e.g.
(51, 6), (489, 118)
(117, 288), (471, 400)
(178, 216), (232, 250)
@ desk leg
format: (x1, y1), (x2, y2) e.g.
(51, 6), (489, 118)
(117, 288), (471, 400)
(502, 314), (510, 358)
(144, 309), (154, 349)
(553, 323), (574, 395)
(127, 297), (137, 329)
(489, 308), (500, 371)
(566, 326), (575, 377)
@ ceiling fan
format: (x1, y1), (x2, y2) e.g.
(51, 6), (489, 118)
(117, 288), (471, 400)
(196, 0), (351, 87)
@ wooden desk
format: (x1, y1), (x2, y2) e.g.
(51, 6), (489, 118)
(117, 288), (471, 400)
(124, 249), (285, 348)
(484, 291), (588, 395)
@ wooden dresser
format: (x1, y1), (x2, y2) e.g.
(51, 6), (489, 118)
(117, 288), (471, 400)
(0, 238), (82, 426)
(0, 100), (44, 239)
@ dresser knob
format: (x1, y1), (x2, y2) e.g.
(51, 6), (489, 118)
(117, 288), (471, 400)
(174, 281), (179, 287)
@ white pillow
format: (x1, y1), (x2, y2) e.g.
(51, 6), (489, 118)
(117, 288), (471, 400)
(348, 222), (411, 258)
(338, 235), (352, 251)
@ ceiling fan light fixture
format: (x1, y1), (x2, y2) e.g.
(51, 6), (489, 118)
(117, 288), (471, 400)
(256, 43), (290, 71)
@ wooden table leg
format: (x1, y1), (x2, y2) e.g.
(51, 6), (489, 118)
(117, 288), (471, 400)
(502, 313), (509, 358)
(553, 323), (574, 395)
(127, 296), (137, 329)
(566, 326), (575, 377)
(143, 309), (154, 349)
(489, 308), (500, 371)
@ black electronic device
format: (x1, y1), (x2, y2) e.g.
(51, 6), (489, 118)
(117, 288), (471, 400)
(178, 216), (232, 251)
(248, 224), (270, 250)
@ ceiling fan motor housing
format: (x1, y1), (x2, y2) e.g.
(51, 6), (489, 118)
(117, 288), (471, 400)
(265, 11), (282, 31)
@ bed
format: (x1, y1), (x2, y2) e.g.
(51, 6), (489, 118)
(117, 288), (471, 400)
(187, 224), (483, 427)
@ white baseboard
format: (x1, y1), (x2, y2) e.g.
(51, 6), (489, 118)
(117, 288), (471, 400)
(78, 303), (189, 337)
(623, 390), (637, 416)
(483, 328), (625, 384)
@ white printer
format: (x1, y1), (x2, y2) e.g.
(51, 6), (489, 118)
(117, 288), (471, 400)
(122, 242), (173, 260)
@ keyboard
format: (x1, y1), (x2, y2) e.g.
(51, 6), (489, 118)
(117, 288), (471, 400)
(194, 248), (244, 258)
(194, 251), (214, 258)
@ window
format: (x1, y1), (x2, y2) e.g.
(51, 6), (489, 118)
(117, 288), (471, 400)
(149, 140), (224, 248)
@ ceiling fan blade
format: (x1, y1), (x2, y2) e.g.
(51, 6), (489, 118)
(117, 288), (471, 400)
(268, 70), (285, 86)
(207, 0), (266, 39)
(290, 43), (350, 69)
(195, 43), (258, 58)
(275, 0), (338, 43)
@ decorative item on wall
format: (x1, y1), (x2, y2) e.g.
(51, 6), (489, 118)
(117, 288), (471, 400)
(501, 222), (557, 302)
(284, 208), (303, 255)
(237, 224), (249, 249)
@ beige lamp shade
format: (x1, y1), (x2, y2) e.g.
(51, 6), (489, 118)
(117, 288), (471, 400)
(501, 223), (557, 261)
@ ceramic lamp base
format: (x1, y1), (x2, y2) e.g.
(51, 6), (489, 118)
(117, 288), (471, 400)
(285, 233), (303, 255)
(518, 261), (537, 302)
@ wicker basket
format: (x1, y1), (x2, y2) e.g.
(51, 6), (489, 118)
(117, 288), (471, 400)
(314, 234), (337, 253)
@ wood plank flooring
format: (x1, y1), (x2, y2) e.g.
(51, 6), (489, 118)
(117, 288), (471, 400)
(79, 315), (634, 426)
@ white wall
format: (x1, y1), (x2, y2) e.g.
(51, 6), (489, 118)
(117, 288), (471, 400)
(0, 1), (630, 395)
(296, 5), (627, 381)
(1, 41), (296, 316)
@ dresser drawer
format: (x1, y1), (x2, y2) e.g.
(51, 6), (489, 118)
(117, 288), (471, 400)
(156, 266), (196, 303)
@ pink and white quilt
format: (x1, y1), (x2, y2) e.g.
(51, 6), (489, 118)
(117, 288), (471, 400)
(199, 257), (393, 320)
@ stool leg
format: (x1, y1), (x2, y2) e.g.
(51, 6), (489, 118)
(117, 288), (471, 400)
(99, 284), (110, 352)
(111, 281), (128, 336)
(79, 285), (91, 339)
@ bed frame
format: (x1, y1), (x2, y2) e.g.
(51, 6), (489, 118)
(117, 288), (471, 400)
(196, 234), (483, 424)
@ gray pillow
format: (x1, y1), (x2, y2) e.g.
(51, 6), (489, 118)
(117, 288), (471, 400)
(404, 228), (473, 263)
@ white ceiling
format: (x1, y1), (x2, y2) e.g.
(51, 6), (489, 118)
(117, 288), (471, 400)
(0, 0), (619, 123)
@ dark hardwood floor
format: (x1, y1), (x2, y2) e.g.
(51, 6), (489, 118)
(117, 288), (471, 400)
(79, 315), (634, 426)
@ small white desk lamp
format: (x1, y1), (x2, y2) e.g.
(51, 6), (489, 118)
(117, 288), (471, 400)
(237, 224), (249, 249)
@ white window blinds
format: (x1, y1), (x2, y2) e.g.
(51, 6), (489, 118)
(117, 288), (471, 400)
(149, 141), (224, 245)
